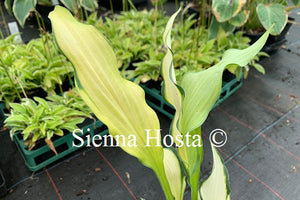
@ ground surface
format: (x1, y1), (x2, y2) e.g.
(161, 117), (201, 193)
(0, 1), (299, 200)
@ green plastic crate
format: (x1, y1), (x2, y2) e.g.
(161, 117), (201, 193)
(13, 119), (108, 171)
(141, 73), (243, 119)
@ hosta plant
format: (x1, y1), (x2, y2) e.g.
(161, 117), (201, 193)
(46, 88), (92, 117)
(211, 0), (300, 35)
(4, 0), (99, 27)
(4, 89), (92, 153)
(87, 9), (260, 83)
(0, 33), (73, 107)
(49, 6), (270, 200)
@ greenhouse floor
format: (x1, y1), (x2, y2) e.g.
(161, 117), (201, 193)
(0, 4), (300, 200)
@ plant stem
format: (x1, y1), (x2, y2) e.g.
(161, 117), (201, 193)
(109, 0), (114, 14)
(286, 5), (300, 12)
(128, 0), (137, 11)
(74, 0), (80, 20)
(190, 170), (201, 200)
(154, 0), (158, 51)
(0, 3), (9, 37)
(0, 29), (4, 39)
(207, 0), (212, 27)
(181, 10), (185, 46)
(15, 76), (28, 99)
(7, 72), (22, 100)
(83, 7), (89, 21)
(195, 23), (202, 67)
(201, 0), (206, 27)
(153, 165), (174, 200)
(122, 0), (128, 12)
(35, 11), (53, 61)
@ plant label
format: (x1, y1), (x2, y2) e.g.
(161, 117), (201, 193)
(52, 0), (59, 5)
(8, 22), (22, 43)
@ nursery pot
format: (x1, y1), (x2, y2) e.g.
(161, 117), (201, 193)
(0, 169), (7, 197)
(244, 17), (294, 54)
(35, 4), (55, 31)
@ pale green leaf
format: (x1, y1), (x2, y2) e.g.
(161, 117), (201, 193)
(163, 148), (186, 200)
(4, 0), (13, 14)
(12, 0), (37, 27)
(179, 28), (271, 134)
(252, 63), (265, 74)
(229, 10), (249, 27)
(212, 0), (244, 22)
(256, 3), (287, 35)
(80, 0), (98, 11)
(9, 103), (27, 114)
(200, 146), (230, 200)
(49, 6), (173, 200)
(162, 11), (203, 200)
(59, 0), (77, 13)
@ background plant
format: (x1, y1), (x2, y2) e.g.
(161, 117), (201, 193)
(87, 9), (258, 83)
(211, 0), (300, 35)
(49, 6), (270, 199)
(4, 89), (92, 153)
(4, 0), (99, 27)
(0, 33), (74, 107)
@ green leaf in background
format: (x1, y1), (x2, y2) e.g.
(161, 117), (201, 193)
(291, 0), (300, 5)
(59, 0), (77, 13)
(256, 3), (287, 35)
(80, 0), (98, 11)
(12, 0), (37, 27)
(212, 0), (244, 22)
(49, 6), (173, 200)
(37, 0), (53, 6)
(4, 0), (13, 15)
(229, 10), (249, 27)
(200, 146), (230, 200)
(163, 148), (186, 200)
(208, 16), (235, 40)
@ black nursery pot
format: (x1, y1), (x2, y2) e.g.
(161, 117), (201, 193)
(244, 17), (294, 54)
(0, 169), (7, 197)
(35, 4), (55, 31)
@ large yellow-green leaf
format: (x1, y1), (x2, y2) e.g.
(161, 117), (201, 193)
(49, 6), (173, 200)
(200, 146), (230, 200)
(162, 8), (271, 200)
(161, 7), (183, 141)
(162, 10), (202, 200)
(179, 27), (272, 134)
(13, 0), (37, 27)
(163, 148), (186, 200)
(256, 3), (287, 35)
